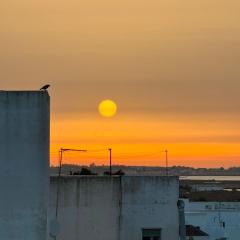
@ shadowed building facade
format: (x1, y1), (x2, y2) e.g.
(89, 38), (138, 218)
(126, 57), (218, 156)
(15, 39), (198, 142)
(49, 176), (179, 240)
(0, 91), (50, 240)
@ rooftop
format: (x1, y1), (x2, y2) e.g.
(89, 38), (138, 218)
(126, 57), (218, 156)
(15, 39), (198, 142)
(186, 225), (209, 236)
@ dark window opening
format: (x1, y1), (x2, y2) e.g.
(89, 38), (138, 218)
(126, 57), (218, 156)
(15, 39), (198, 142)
(142, 229), (161, 240)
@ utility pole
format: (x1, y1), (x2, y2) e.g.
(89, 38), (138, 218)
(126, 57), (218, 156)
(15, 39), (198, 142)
(58, 149), (63, 178)
(109, 148), (112, 176)
(165, 149), (168, 176)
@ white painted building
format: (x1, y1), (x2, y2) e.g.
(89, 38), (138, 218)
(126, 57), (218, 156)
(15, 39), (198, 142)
(191, 184), (223, 192)
(0, 91), (50, 240)
(183, 199), (240, 240)
(48, 176), (179, 240)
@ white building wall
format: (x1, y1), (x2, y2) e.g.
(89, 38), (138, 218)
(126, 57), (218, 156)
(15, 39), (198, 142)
(120, 176), (179, 240)
(0, 91), (50, 240)
(183, 199), (240, 240)
(48, 176), (179, 240)
(49, 177), (120, 240)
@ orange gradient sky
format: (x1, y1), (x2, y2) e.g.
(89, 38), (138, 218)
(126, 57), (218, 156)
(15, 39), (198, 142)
(1, 0), (240, 167)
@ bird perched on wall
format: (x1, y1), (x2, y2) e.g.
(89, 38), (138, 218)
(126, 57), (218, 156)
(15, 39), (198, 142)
(40, 84), (50, 90)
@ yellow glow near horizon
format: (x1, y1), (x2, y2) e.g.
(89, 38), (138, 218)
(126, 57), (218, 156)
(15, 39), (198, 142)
(98, 99), (117, 117)
(50, 115), (240, 168)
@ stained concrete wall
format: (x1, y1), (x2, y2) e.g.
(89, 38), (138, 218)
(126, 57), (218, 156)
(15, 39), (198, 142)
(49, 177), (121, 240)
(49, 176), (179, 240)
(0, 91), (50, 240)
(120, 176), (179, 240)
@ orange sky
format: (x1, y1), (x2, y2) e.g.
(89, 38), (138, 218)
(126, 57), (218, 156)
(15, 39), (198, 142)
(50, 113), (240, 168)
(1, 0), (240, 167)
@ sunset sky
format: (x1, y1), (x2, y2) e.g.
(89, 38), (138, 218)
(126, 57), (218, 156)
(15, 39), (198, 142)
(1, 0), (240, 167)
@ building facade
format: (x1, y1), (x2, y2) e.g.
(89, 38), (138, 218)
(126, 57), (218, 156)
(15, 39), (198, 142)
(48, 176), (179, 240)
(0, 91), (50, 240)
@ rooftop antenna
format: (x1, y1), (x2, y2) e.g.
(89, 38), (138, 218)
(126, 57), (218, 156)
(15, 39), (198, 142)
(58, 148), (87, 178)
(109, 148), (112, 176)
(53, 147), (87, 240)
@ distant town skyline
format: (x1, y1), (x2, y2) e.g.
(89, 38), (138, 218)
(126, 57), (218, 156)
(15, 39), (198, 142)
(1, 0), (240, 167)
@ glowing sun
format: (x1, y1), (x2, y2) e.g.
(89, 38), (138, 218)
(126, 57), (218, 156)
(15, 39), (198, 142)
(98, 99), (117, 117)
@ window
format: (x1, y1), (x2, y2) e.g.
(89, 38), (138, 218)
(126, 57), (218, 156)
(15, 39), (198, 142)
(142, 229), (161, 240)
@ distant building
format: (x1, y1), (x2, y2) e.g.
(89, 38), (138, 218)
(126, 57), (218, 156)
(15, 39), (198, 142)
(183, 199), (240, 240)
(48, 176), (179, 240)
(191, 184), (223, 192)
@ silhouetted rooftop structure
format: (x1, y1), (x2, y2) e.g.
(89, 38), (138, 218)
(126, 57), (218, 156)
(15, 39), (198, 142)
(186, 225), (209, 237)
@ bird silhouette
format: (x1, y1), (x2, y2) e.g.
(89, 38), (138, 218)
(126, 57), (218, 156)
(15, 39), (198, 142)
(40, 84), (50, 90)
